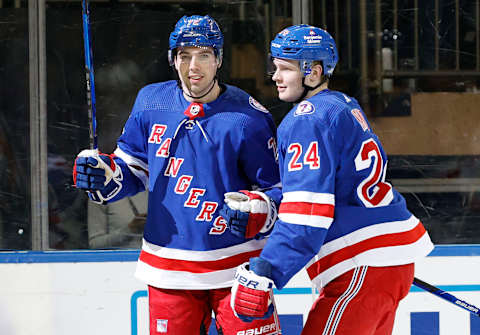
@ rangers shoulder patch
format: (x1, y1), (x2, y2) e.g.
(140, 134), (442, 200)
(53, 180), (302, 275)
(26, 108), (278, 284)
(249, 97), (269, 113)
(294, 101), (315, 116)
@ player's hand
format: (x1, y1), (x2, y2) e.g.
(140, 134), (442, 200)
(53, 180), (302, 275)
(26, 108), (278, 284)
(219, 190), (277, 239)
(73, 149), (123, 204)
(230, 257), (275, 322)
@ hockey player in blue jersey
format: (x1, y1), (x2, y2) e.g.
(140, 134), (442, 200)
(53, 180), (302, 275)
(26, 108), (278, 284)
(226, 25), (434, 334)
(73, 15), (282, 335)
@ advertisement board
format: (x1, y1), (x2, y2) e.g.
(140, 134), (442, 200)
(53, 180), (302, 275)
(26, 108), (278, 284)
(1, 246), (479, 335)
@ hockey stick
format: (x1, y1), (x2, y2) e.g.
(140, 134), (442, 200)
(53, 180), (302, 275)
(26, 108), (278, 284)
(81, 0), (98, 150)
(413, 277), (480, 317)
(269, 290), (283, 334)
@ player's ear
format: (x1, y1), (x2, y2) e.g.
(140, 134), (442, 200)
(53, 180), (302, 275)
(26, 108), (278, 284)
(312, 63), (323, 80)
(308, 63), (323, 85)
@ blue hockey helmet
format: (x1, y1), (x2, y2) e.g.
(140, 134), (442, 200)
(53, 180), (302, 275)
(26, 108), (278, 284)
(168, 15), (224, 65)
(270, 24), (338, 76)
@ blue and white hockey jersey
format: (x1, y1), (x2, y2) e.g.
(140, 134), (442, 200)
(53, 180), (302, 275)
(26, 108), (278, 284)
(110, 80), (281, 289)
(260, 89), (434, 289)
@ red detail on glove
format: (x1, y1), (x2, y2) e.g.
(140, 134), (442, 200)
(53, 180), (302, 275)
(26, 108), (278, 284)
(93, 152), (117, 171)
(239, 190), (268, 239)
(72, 152), (116, 187)
(105, 153), (117, 172)
(239, 190), (262, 200)
(233, 285), (270, 318)
(72, 159), (78, 186)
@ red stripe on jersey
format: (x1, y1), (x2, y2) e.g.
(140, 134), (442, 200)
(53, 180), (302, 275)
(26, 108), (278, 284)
(279, 202), (334, 218)
(307, 221), (426, 280)
(139, 249), (262, 273)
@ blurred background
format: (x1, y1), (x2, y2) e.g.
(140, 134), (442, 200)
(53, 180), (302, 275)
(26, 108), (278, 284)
(1, 0), (480, 251)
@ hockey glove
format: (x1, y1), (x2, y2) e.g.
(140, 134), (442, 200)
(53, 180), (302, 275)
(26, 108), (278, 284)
(73, 149), (123, 204)
(230, 257), (275, 322)
(220, 190), (277, 239)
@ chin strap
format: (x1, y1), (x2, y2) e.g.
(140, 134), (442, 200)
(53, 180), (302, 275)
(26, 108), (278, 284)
(181, 77), (217, 100)
(294, 76), (329, 103)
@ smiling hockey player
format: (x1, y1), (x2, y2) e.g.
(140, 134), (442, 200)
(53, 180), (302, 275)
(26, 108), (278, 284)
(227, 24), (434, 334)
(73, 15), (281, 335)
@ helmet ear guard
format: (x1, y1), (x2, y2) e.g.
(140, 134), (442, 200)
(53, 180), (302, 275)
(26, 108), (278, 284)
(168, 49), (174, 66)
(216, 49), (223, 68)
(300, 60), (314, 75)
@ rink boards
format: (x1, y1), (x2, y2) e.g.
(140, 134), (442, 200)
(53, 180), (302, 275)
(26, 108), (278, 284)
(0, 245), (479, 335)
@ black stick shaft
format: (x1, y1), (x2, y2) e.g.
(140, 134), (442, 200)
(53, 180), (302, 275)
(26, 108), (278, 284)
(81, 0), (98, 150)
(413, 277), (480, 317)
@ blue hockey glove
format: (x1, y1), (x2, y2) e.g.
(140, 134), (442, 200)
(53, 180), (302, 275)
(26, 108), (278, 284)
(220, 190), (277, 239)
(230, 257), (275, 322)
(73, 149), (123, 204)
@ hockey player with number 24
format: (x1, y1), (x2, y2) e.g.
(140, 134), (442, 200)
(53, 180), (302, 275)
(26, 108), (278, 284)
(73, 15), (282, 335)
(226, 25), (435, 334)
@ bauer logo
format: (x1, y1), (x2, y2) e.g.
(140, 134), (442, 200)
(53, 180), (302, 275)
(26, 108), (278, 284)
(236, 323), (277, 335)
(249, 97), (269, 113)
(156, 319), (168, 333)
(236, 274), (259, 289)
(294, 101), (315, 116)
